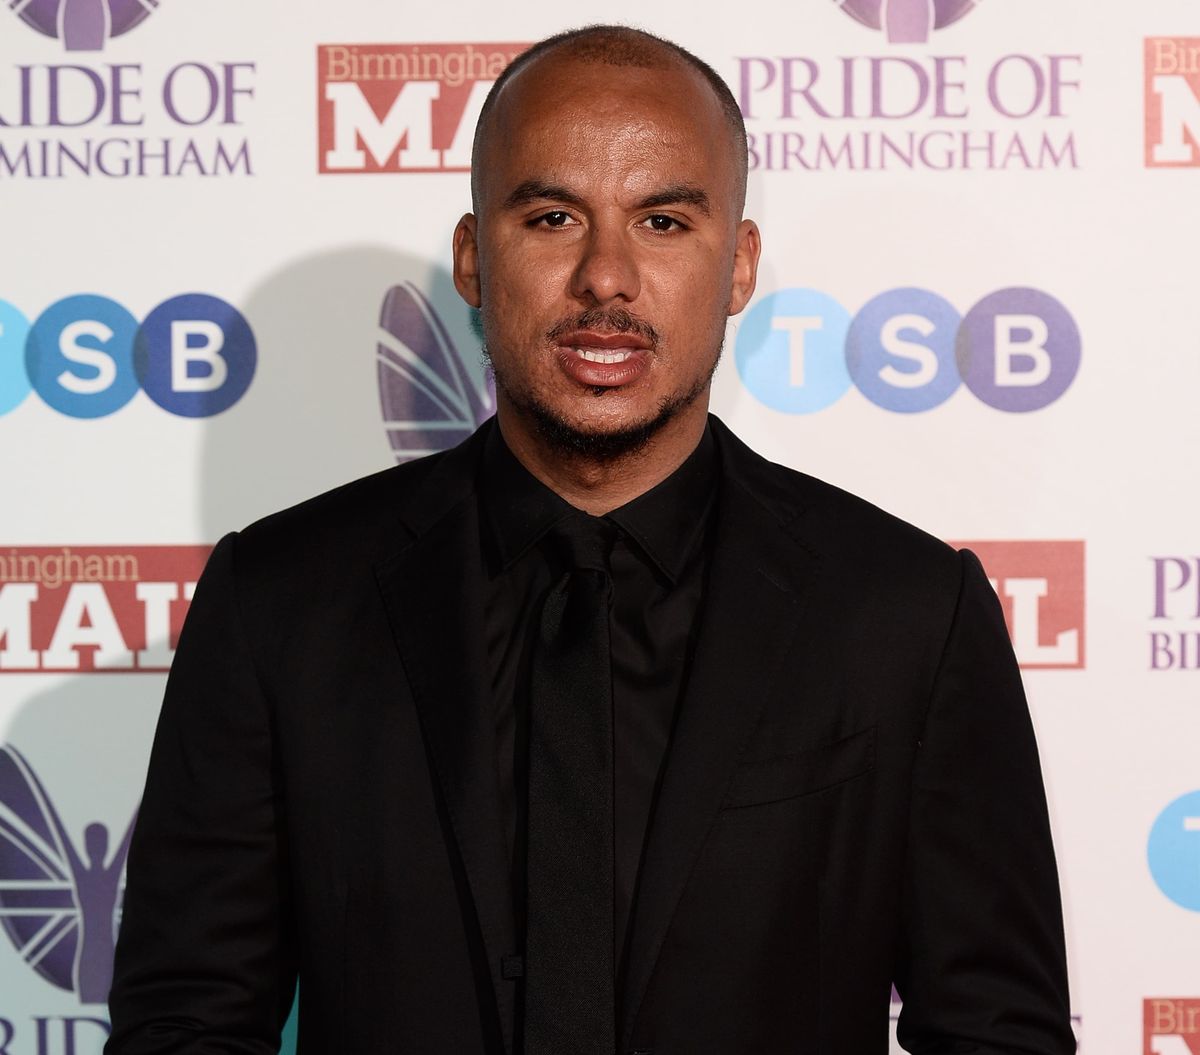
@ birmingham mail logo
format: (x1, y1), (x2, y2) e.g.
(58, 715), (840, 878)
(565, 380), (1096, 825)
(835, 0), (979, 44)
(0, 744), (135, 1004)
(8, 0), (158, 52)
(0, 546), (209, 672)
(950, 541), (1085, 669)
(377, 282), (494, 462)
(318, 42), (526, 174)
(1146, 998), (1200, 1054)
(1145, 38), (1200, 167)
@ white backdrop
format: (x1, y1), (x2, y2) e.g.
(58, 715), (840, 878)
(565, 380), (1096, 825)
(2, 1), (1199, 1052)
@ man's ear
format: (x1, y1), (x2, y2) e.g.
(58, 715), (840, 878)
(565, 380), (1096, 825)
(452, 213), (482, 308)
(727, 219), (761, 316)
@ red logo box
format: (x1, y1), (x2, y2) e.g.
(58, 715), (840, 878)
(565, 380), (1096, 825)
(317, 42), (527, 174)
(0, 546), (210, 673)
(948, 541), (1085, 670)
(1145, 38), (1200, 167)
(1145, 998), (1200, 1054)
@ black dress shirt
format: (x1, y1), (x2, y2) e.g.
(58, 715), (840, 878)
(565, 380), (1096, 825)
(479, 422), (718, 966)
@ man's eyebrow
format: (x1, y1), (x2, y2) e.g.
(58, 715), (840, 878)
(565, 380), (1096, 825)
(502, 181), (588, 210)
(501, 180), (713, 217)
(636, 185), (711, 217)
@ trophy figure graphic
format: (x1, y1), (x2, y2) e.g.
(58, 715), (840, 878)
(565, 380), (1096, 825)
(0, 744), (136, 1003)
(57, 0), (109, 50)
(880, 0), (936, 43)
(10, 0), (159, 50)
(836, 0), (978, 43)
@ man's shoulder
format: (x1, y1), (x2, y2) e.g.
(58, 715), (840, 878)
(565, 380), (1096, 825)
(713, 417), (959, 578)
(226, 430), (481, 586)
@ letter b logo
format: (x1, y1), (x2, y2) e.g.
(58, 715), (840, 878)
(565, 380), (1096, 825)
(15, 293), (256, 419)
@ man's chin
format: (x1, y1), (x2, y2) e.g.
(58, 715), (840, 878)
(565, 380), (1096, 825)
(525, 400), (674, 461)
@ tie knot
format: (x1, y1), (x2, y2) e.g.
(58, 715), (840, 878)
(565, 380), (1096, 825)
(549, 512), (613, 573)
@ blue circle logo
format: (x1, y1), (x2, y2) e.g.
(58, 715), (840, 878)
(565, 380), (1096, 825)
(25, 295), (140, 419)
(736, 285), (1079, 415)
(846, 288), (962, 413)
(956, 288), (1081, 413)
(735, 288), (852, 414)
(0, 300), (33, 416)
(1148, 790), (1200, 912)
(134, 294), (257, 418)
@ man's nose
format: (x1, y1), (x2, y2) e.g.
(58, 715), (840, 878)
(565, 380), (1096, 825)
(569, 225), (641, 304)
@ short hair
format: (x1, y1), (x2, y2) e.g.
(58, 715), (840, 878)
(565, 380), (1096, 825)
(471, 24), (749, 215)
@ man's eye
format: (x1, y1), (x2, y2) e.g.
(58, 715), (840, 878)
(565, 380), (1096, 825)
(643, 215), (684, 232)
(535, 211), (573, 228)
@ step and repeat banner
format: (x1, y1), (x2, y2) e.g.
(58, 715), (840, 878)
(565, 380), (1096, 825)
(2, 1), (1199, 1052)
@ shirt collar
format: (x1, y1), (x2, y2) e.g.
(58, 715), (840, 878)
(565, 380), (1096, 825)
(481, 419), (718, 584)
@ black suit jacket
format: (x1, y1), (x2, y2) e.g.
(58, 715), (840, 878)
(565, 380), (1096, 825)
(107, 416), (1074, 1054)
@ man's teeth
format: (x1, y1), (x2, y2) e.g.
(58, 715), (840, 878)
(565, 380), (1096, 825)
(575, 347), (635, 364)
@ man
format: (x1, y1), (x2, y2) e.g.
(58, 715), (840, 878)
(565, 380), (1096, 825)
(107, 24), (1074, 1055)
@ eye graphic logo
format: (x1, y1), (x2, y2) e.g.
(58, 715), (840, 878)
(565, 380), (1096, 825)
(0, 744), (136, 1003)
(835, 0), (979, 44)
(377, 282), (495, 463)
(9, 0), (159, 52)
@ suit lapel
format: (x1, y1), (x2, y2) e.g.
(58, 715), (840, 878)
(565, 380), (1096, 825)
(375, 428), (518, 1055)
(620, 423), (820, 1047)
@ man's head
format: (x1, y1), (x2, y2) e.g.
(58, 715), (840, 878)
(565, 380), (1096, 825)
(452, 25), (760, 466)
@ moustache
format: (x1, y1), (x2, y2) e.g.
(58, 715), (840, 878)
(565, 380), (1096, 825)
(545, 307), (660, 348)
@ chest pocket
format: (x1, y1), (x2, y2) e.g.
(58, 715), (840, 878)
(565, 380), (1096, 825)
(722, 726), (876, 809)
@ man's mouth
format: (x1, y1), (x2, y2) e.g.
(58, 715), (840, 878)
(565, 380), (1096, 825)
(574, 347), (638, 364)
(555, 331), (652, 388)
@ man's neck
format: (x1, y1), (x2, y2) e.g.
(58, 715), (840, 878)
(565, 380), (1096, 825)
(495, 407), (710, 516)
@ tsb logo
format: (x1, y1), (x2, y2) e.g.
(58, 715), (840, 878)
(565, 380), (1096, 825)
(1148, 792), (1200, 913)
(952, 540), (1085, 669)
(317, 42), (526, 174)
(1146, 38), (1200, 167)
(735, 287), (1080, 414)
(0, 293), (255, 418)
(1145, 998), (1200, 1054)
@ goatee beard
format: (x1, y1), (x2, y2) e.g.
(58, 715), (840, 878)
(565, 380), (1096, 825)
(482, 348), (720, 462)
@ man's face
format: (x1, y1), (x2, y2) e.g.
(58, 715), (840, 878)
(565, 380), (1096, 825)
(453, 54), (760, 458)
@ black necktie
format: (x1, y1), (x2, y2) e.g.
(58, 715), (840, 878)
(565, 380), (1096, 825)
(524, 512), (616, 1055)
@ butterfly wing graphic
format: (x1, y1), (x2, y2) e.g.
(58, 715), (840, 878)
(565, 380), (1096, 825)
(108, 0), (159, 36)
(0, 745), (80, 993)
(377, 281), (496, 463)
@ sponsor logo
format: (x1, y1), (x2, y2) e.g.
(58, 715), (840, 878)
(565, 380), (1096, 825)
(735, 286), (1080, 415)
(0, 744), (134, 1006)
(0, 546), (209, 672)
(836, 0), (979, 45)
(0, 294), (255, 419)
(1146, 38), (1200, 168)
(1145, 998), (1200, 1054)
(317, 42), (526, 174)
(1, 4), (255, 180)
(738, 5), (1080, 173)
(1149, 557), (1200, 670)
(950, 541), (1085, 669)
(1148, 792), (1200, 912)
(376, 282), (494, 462)
(8, 0), (158, 53)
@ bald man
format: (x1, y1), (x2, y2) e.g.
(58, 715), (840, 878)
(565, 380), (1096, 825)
(107, 25), (1074, 1055)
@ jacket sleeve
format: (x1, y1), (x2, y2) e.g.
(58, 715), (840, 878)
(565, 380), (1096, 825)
(895, 549), (1075, 1054)
(106, 532), (297, 1054)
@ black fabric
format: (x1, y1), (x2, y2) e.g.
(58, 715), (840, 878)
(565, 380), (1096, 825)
(480, 425), (717, 970)
(106, 416), (1075, 1055)
(525, 513), (617, 1054)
